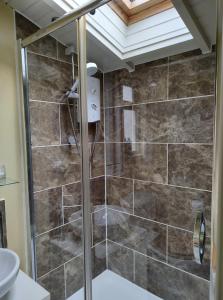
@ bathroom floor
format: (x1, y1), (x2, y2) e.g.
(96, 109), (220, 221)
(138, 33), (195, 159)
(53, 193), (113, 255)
(68, 270), (162, 300)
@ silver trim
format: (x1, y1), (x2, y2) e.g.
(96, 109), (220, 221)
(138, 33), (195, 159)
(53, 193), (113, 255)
(193, 212), (206, 264)
(21, 0), (111, 48)
(20, 46), (37, 280)
(210, 0), (223, 299)
(77, 17), (92, 300)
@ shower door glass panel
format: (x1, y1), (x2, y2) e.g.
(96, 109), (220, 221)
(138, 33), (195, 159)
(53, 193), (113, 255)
(18, 14), (85, 300)
(86, 1), (215, 299)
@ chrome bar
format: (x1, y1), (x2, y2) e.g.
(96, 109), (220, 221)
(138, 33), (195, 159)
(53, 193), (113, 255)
(77, 17), (92, 300)
(193, 212), (206, 265)
(210, 0), (223, 298)
(20, 45), (37, 280)
(21, 0), (111, 48)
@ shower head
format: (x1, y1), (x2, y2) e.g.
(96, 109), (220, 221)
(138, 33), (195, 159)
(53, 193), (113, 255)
(87, 62), (98, 76)
(69, 62), (98, 97)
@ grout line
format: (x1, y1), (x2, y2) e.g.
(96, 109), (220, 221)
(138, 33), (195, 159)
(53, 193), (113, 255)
(59, 103), (62, 145)
(103, 142), (213, 145)
(27, 49), (76, 66)
(37, 239), (107, 281)
(107, 207), (193, 234)
(62, 186), (64, 225)
(102, 94), (215, 109)
(64, 263), (67, 299)
(133, 251), (136, 282)
(106, 175), (212, 193)
(107, 239), (210, 283)
(36, 216), (82, 237)
(29, 99), (61, 105)
(33, 176), (105, 194)
(166, 225), (169, 263)
(167, 144), (169, 184)
(132, 179), (135, 215)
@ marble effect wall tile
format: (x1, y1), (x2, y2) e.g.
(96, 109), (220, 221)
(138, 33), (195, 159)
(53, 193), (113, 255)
(36, 218), (82, 277)
(106, 143), (167, 183)
(30, 101), (60, 146)
(107, 176), (133, 213)
(65, 242), (106, 297)
(92, 209), (106, 246)
(135, 252), (209, 300)
(134, 97), (214, 143)
(107, 240), (134, 281)
(15, 13), (57, 59)
(167, 227), (210, 280)
(168, 144), (213, 190)
(104, 59), (168, 107)
(105, 106), (133, 142)
(169, 54), (215, 99)
(28, 53), (73, 103)
(34, 187), (63, 235)
(62, 177), (105, 224)
(32, 145), (81, 191)
(38, 266), (65, 300)
(134, 180), (211, 235)
(90, 143), (105, 177)
(107, 209), (166, 261)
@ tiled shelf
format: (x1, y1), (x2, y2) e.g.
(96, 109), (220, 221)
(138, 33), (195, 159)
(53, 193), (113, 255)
(0, 177), (19, 187)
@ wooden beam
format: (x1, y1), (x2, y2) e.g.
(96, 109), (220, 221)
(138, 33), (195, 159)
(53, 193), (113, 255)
(109, 0), (173, 25)
(172, 0), (211, 53)
(129, 0), (173, 25)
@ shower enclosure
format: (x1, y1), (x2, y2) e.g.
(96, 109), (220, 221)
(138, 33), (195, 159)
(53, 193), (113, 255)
(17, 0), (223, 299)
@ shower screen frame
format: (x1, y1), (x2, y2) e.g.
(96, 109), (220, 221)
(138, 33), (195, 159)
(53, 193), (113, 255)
(17, 0), (223, 300)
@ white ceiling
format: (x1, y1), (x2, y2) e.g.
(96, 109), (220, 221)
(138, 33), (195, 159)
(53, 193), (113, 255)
(8, 0), (217, 72)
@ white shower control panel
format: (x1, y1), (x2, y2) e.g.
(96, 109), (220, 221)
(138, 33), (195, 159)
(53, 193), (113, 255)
(87, 76), (100, 123)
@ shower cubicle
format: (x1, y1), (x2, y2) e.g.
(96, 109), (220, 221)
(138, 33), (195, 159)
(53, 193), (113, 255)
(17, 0), (223, 299)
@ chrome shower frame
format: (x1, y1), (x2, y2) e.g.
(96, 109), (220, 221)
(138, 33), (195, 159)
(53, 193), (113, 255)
(17, 0), (223, 299)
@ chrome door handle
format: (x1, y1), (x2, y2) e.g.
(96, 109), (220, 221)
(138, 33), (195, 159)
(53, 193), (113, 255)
(193, 211), (206, 264)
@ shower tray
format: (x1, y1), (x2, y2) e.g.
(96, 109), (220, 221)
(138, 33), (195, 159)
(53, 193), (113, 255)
(68, 270), (162, 300)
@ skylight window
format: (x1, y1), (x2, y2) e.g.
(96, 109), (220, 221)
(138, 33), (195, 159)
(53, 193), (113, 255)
(109, 0), (173, 25)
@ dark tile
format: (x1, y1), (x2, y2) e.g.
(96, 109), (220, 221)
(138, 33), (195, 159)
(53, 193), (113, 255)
(64, 207), (82, 224)
(30, 101), (60, 146)
(90, 143), (105, 177)
(92, 241), (107, 278)
(135, 252), (209, 300)
(107, 209), (166, 261)
(167, 227), (210, 280)
(134, 97), (215, 143)
(107, 176), (133, 213)
(105, 106), (133, 142)
(133, 61), (168, 103)
(63, 182), (81, 207)
(57, 42), (76, 63)
(107, 240), (134, 281)
(65, 254), (83, 298)
(134, 181), (212, 235)
(169, 53), (215, 99)
(169, 49), (202, 63)
(91, 177), (105, 211)
(32, 145), (80, 191)
(34, 187), (63, 235)
(106, 143), (167, 183)
(60, 103), (80, 145)
(104, 59), (168, 107)
(36, 219), (82, 277)
(92, 209), (106, 246)
(65, 242), (106, 297)
(16, 13), (57, 59)
(168, 144), (213, 190)
(104, 69), (136, 107)
(28, 53), (73, 103)
(38, 266), (65, 300)
(62, 177), (105, 222)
